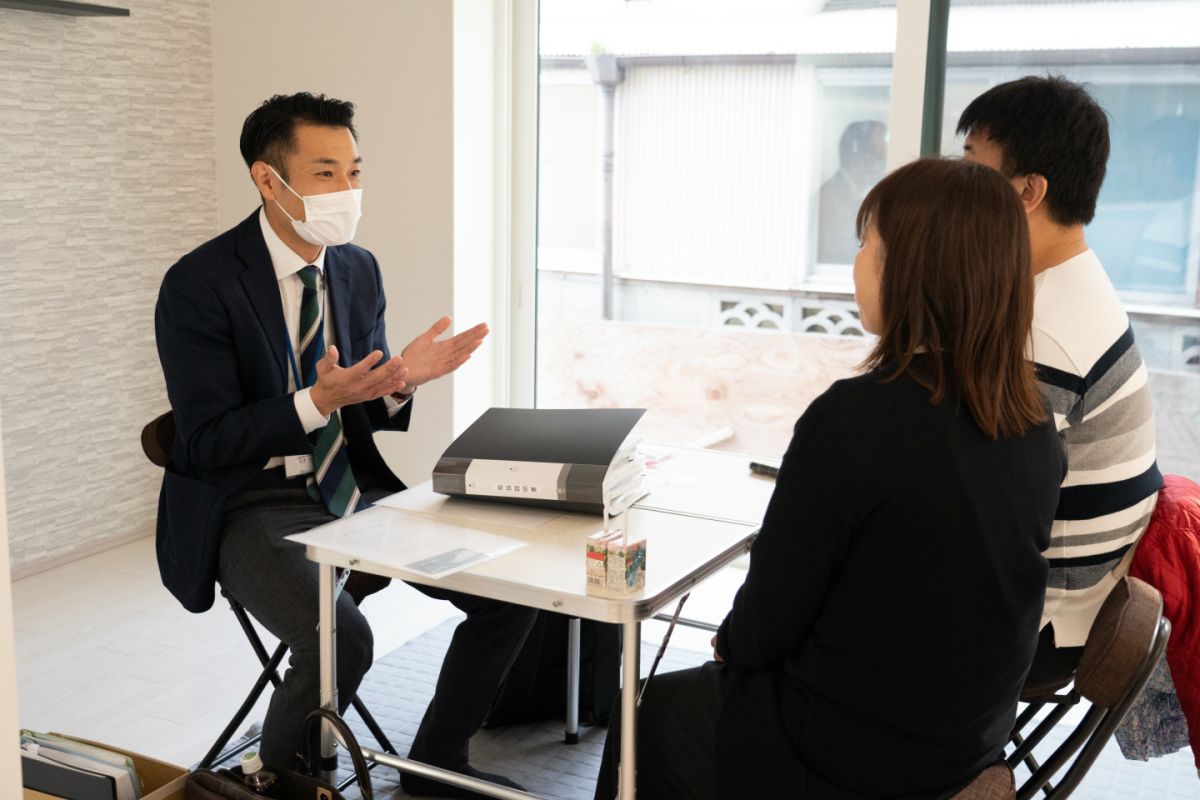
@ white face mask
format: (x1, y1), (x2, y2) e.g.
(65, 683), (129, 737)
(269, 166), (362, 246)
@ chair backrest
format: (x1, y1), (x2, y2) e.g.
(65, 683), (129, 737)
(952, 762), (1015, 800)
(1074, 577), (1164, 708)
(141, 410), (175, 468)
(1015, 576), (1170, 800)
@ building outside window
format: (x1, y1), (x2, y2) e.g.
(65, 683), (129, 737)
(534, 0), (1200, 477)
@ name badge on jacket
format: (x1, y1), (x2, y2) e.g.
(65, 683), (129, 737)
(285, 454), (314, 478)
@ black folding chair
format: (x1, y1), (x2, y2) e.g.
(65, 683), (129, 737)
(197, 585), (399, 789)
(1007, 576), (1170, 799)
(141, 411), (399, 784)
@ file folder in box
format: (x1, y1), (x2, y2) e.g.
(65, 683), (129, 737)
(432, 408), (646, 514)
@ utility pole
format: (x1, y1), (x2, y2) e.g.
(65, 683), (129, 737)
(586, 53), (624, 321)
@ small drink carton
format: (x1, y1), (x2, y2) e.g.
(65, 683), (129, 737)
(605, 536), (646, 594)
(586, 529), (623, 590)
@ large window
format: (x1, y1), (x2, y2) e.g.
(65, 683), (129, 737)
(535, 0), (897, 458)
(526, 0), (1199, 480)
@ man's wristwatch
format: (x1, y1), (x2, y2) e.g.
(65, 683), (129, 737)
(391, 386), (417, 401)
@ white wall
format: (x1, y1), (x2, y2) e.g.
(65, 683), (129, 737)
(453, 0), (501, 436)
(211, 0), (458, 483)
(0, 406), (20, 800)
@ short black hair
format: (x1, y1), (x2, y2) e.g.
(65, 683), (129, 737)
(239, 92), (357, 177)
(957, 75), (1109, 226)
(838, 120), (887, 166)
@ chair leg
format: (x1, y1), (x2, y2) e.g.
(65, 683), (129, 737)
(199, 594), (290, 768)
(211, 590), (399, 781)
(198, 641), (289, 768)
(1009, 732), (1041, 776)
(350, 694), (399, 755)
(1008, 700), (1075, 770)
(230, 601), (285, 684)
(199, 730), (262, 771)
(332, 695), (400, 793)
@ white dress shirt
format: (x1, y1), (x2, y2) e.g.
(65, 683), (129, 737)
(259, 209), (407, 470)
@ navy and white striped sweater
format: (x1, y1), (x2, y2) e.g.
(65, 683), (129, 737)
(1032, 249), (1162, 647)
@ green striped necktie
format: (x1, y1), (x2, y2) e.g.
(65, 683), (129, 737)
(298, 266), (367, 518)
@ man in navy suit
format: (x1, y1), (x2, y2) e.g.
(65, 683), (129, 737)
(155, 93), (536, 797)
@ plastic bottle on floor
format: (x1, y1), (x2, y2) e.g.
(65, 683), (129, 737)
(239, 751), (280, 796)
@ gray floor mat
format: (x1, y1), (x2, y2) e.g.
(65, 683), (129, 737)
(217, 616), (701, 799)
(217, 617), (1199, 799)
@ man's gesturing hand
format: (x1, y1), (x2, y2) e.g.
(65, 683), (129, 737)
(401, 317), (489, 389)
(309, 346), (408, 416)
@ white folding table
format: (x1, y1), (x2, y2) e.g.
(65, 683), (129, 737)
(287, 444), (775, 798)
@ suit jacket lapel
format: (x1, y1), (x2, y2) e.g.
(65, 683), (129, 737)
(235, 210), (288, 386)
(326, 247), (355, 368)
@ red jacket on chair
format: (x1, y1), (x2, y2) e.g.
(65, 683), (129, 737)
(1129, 473), (1200, 767)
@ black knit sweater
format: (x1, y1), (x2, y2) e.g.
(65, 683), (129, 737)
(715, 362), (1064, 799)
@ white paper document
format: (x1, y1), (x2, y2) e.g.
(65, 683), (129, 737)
(633, 445), (775, 526)
(320, 512), (529, 579)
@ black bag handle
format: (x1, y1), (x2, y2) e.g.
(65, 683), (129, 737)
(184, 769), (261, 799)
(300, 707), (373, 800)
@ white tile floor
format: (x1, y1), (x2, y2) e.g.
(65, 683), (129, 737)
(12, 536), (461, 767)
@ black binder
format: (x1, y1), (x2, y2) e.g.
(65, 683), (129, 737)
(432, 407), (646, 514)
(22, 754), (117, 800)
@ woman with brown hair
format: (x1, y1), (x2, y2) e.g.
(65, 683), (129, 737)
(593, 158), (1066, 800)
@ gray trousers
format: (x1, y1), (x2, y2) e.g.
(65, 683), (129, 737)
(218, 485), (537, 768)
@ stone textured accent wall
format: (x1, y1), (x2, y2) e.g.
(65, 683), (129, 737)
(0, 1), (216, 573)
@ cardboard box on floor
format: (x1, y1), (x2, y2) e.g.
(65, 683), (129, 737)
(22, 734), (188, 800)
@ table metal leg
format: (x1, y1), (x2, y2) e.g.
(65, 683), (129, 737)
(361, 747), (541, 799)
(566, 617), (581, 744)
(619, 621), (640, 799)
(318, 563), (338, 776)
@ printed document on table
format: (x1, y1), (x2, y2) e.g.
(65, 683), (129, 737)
(634, 445), (774, 526)
(314, 511), (529, 579)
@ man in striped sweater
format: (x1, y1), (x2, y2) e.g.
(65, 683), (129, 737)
(959, 76), (1163, 685)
